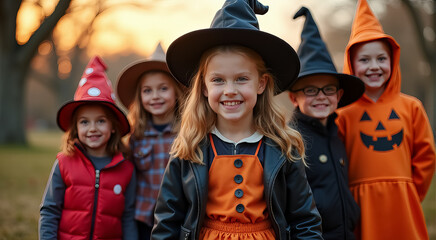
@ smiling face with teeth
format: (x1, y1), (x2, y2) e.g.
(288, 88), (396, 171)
(139, 71), (178, 125)
(351, 40), (391, 99)
(203, 50), (267, 131)
(289, 74), (343, 126)
(76, 104), (115, 157)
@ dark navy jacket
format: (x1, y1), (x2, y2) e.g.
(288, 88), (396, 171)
(291, 109), (360, 240)
(151, 135), (323, 240)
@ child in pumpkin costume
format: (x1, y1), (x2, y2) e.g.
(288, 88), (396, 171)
(288, 7), (363, 240)
(151, 0), (322, 239)
(335, 0), (436, 239)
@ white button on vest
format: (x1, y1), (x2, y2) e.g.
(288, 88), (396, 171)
(113, 184), (122, 195)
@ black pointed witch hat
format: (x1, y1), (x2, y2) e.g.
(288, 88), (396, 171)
(166, 0), (300, 94)
(292, 6), (364, 107)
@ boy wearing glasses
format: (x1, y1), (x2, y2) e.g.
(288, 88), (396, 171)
(288, 7), (365, 240)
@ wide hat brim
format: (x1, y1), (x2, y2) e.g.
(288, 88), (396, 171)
(117, 60), (170, 109)
(336, 73), (365, 107)
(297, 70), (365, 108)
(166, 28), (300, 94)
(57, 100), (130, 136)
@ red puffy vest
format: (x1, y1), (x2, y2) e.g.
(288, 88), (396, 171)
(57, 146), (134, 240)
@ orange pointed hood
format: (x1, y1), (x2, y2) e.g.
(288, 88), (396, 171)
(344, 0), (401, 101)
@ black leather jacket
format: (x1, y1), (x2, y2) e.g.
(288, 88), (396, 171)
(151, 137), (323, 240)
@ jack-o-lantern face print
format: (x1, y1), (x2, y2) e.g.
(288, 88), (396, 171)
(359, 109), (403, 151)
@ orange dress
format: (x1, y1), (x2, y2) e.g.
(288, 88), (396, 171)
(199, 135), (275, 240)
(336, 1), (436, 239)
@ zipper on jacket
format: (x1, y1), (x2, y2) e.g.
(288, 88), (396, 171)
(89, 169), (100, 240)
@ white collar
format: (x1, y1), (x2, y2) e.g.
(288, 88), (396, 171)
(211, 126), (263, 145)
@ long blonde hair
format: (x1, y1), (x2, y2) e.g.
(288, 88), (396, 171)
(61, 103), (128, 156)
(128, 71), (185, 138)
(170, 45), (305, 164)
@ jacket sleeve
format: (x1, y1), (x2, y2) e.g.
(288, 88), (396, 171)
(39, 159), (65, 240)
(122, 169), (138, 240)
(286, 159), (324, 239)
(151, 157), (189, 240)
(411, 101), (436, 201)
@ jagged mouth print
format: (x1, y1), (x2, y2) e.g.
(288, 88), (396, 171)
(360, 129), (403, 151)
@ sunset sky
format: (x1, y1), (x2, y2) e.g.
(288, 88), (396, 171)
(17, 0), (433, 124)
(16, 0), (381, 57)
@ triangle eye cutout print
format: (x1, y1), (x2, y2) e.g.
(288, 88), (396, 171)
(359, 109), (403, 152)
(360, 111), (371, 121)
(388, 109), (400, 119)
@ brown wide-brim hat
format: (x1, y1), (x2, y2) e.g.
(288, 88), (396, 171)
(117, 60), (170, 109)
(117, 43), (172, 109)
(166, 0), (300, 95)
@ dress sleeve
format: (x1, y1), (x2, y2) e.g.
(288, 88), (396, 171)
(39, 159), (65, 240)
(122, 169), (138, 240)
(411, 101), (436, 201)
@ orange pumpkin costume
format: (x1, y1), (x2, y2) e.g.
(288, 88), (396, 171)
(199, 134), (275, 239)
(336, 0), (436, 239)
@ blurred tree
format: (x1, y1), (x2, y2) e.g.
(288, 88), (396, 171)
(30, 1), (156, 113)
(0, 0), (72, 145)
(401, 0), (436, 132)
(0, 0), (156, 145)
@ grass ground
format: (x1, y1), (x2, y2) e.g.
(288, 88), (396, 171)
(0, 130), (435, 239)
(0, 130), (61, 240)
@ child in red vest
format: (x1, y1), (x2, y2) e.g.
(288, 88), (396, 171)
(39, 56), (137, 240)
(336, 0), (436, 239)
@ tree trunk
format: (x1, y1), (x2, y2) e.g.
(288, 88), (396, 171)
(401, 0), (436, 133)
(0, 1), (24, 144)
(0, 58), (28, 144)
(0, 0), (71, 145)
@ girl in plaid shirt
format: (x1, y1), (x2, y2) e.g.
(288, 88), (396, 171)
(116, 43), (185, 240)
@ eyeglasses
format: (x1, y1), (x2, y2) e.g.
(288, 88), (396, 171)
(292, 85), (339, 96)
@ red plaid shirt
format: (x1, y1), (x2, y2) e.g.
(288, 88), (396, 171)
(129, 124), (176, 226)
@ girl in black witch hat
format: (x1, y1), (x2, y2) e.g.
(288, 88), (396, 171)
(151, 1), (322, 239)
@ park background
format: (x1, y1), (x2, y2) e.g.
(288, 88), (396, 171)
(0, 0), (435, 239)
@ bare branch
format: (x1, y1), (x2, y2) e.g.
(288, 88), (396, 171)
(18, 0), (72, 65)
(71, 1), (156, 48)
